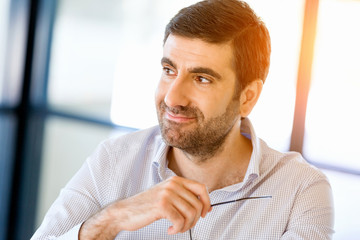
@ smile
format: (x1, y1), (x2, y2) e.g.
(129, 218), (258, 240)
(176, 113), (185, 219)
(165, 111), (196, 123)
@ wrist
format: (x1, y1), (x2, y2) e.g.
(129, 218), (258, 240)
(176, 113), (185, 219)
(79, 205), (122, 240)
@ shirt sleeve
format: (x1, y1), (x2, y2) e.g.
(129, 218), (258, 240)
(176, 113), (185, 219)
(30, 142), (112, 239)
(55, 223), (82, 240)
(281, 174), (335, 240)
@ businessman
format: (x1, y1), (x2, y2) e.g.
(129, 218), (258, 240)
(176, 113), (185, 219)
(32, 0), (334, 239)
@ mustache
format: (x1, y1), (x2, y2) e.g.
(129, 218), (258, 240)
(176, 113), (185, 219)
(159, 101), (203, 118)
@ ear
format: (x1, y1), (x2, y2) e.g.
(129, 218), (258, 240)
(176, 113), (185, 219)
(239, 79), (263, 117)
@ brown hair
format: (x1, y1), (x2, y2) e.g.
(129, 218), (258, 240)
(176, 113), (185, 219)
(164, 0), (271, 91)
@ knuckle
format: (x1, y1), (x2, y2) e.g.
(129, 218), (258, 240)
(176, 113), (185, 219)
(194, 198), (203, 209)
(159, 188), (171, 198)
(173, 215), (185, 228)
(188, 208), (197, 219)
(200, 183), (208, 195)
(169, 175), (180, 181)
(165, 181), (177, 190)
(157, 192), (171, 209)
(182, 205), (197, 221)
(199, 182), (206, 189)
(164, 177), (179, 189)
(168, 210), (184, 228)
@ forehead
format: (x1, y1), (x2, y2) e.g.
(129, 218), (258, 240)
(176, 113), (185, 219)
(163, 35), (235, 73)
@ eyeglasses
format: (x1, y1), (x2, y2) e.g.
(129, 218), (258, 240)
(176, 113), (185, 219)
(188, 195), (272, 240)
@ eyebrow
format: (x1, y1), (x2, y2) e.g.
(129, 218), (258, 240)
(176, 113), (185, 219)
(161, 57), (177, 68)
(161, 57), (222, 80)
(189, 67), (222, 80)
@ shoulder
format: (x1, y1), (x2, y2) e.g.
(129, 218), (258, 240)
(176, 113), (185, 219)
(255, 141), (334, 238)
(84, 126), (165, 188)
(100, 125), (163, 153)
(259, 139), (328, 185)
(86, 125), (164, 169)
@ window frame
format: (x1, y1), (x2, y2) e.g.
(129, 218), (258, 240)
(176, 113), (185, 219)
(1, 0), (359, 238)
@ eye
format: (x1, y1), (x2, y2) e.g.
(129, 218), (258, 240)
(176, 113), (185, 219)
(162, 67), (176, 76)
(196, 76), (212, 84)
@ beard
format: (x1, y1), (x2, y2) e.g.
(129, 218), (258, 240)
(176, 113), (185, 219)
(157, 98), (240, 161)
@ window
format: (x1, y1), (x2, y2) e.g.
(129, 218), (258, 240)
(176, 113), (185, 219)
(303, 0), (360, 172)
(303, 1), (360, 237)
(247, 0), (305, 151)
(2, 0), (359, 238)
(47, 0), (200, 122)
(35, 116), (130, 226)
(0, 0), (11, 104)
(0, 113), (16, 240)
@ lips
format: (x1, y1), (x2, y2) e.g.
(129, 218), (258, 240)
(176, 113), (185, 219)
(165, 110), (196, 123)
(158, 100), (201, 124)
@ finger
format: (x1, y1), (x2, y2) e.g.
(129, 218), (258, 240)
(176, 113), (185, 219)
(177, 177), (211, 218)
(166, 177), (207, 220)
(162, 203), (185, 234)
(156, 186), (194, 234)
(160, 178), (204, 232)
(158, 187), (200, 233)
(170, 194), (200, 232)
(175, 191), (203, 230)
(170, 184), (203, 229)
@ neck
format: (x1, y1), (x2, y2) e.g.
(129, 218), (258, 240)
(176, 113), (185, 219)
(168, 120), (252, 192)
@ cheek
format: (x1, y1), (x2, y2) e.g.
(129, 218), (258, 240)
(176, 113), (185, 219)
(155, 80), (167, 105)
(200, 94), (235, 118)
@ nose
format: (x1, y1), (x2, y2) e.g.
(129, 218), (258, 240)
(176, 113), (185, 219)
(164, 75), (191, 108)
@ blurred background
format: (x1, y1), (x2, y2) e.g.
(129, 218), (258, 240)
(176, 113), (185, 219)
(0, 0), (359, 239)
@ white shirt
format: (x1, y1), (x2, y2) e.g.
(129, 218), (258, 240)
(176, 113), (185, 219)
(31, 118), (334, 239)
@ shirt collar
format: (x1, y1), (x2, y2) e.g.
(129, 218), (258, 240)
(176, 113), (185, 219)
(151, 133), (174, 181)
(240, 117), (261, 184)
(152, 117), (262, 187)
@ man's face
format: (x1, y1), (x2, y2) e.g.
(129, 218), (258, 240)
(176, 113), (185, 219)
(155, 34), (240, 158)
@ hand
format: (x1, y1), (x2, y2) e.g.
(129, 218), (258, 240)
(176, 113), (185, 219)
(79, 176), (211, 239)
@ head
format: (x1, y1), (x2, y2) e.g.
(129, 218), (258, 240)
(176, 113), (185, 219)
(164, 0), (271, 92)
(156, 0), (271, 159)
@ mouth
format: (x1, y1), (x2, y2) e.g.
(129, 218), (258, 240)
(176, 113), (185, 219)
(165, 110), (196, 123)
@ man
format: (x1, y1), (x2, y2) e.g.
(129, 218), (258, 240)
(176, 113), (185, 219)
(32, 0), (334, 239)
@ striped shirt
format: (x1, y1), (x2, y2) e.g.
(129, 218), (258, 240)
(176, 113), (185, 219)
(31, 118), (334, 239)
